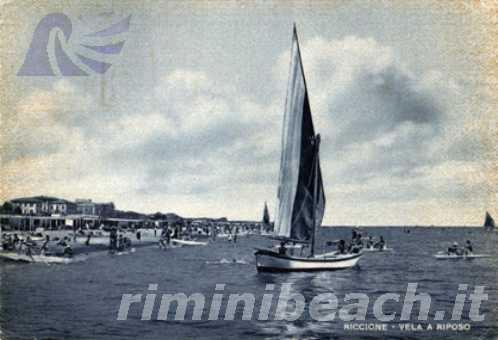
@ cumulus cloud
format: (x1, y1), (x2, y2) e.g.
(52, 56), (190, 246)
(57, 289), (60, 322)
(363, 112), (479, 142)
(3, 80), (83, 161)
(1, 34), (494, 224)
(105, 69), (281, 199)
(273, 35), (492, 224)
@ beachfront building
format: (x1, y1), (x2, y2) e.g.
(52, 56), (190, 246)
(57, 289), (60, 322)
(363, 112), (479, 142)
(2, 196), (129, 231)
(75, 199), (115, 217)
(50, 199), (77, 215)
(9, 196), (77, 216)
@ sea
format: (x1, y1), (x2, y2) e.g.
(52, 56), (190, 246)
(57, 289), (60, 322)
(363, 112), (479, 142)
(1, 227), (497, 340)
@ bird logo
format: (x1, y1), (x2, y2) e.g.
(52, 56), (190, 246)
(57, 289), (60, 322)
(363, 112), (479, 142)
(17, 12), (131, 76)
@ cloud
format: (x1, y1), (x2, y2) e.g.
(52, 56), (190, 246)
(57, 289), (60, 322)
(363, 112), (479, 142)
(3, 80), (87, 162)
(1, 35), (494, 224)
(105, 69), (281, 199)
(272, 35), (493, 224)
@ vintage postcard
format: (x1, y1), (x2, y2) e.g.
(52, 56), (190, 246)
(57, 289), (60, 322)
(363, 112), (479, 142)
(0, 1), (497, 339)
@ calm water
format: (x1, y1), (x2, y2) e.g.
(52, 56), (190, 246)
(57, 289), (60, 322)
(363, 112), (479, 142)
(1, 227), (497, 339)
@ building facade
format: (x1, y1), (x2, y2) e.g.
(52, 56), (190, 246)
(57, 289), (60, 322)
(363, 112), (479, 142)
(75, 199), (115, 217)
(10, 196), (76, 216)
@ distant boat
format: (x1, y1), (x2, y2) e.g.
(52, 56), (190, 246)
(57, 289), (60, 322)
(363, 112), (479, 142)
(483, 211), (495, 231)
(260, 201), (273, 235)
(262, 201), (270, 225)
(0, 252), (75, 264)
(170, 238), (208, 247)
(254, 26), (363, 272)
(433, 252), (491, 260)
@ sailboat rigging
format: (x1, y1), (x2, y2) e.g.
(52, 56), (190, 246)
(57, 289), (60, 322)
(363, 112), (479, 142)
(254, 25), (363, 272)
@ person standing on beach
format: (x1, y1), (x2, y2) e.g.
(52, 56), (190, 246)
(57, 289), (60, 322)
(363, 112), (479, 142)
(164, 227), (170, 245)
(211, 224), (217, 241)
(40, 235), (50, 255)
(118, 234), (124, 251)
(85, 232), (92, 246)
(109, 227), (117, 250)
(72, 223), (77, 242)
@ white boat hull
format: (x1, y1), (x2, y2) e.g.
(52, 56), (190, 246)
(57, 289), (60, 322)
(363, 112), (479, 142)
(255, 249), (362, 272)
(433, 253), (490, 260)
(0, 252), (73, 264)
(364, 247), (393, 252)
(170, 239), (208, 246)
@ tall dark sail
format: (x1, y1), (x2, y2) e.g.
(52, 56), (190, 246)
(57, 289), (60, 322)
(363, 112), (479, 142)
(484, 212), (495, 230)
(262, 201), (270, 225)
(274, 26), (326, 241)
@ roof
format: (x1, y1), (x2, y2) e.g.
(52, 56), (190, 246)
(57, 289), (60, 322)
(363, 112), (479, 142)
(76, 201), (114, 206)
(53, 200), (74, 204)
(10, 196), (61, 203)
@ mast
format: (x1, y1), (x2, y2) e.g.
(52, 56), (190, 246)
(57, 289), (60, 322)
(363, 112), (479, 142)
(310, 134), (321, 257)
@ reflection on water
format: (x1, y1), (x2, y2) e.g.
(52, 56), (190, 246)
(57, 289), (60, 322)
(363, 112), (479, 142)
(1, 227), (497, 339)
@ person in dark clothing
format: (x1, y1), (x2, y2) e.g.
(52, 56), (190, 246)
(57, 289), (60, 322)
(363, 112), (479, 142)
(464, 240), (473, 254)
(374, 236), (385, 250)
(165, 228), (170, 245)
(159, 228), (170, 249)
(351, 230), (357, 241)
(117, 234), (125, 251)
(366, 236), (373, 249)
(12, 234), (20, 249)
(278, 241), (286, 255)
(123, 237), (132, 249)
(85, 232), (92, 246)
(159, 230), (167, 249)
(63, 244), (73, 257)
(136, 230), (141, 242)
(109, 228), (117, 250)
(40, 235), (50, 255)
(447, 242), (459, 255)
(338, 240), (346, 254)
(23, 236), (34, 257)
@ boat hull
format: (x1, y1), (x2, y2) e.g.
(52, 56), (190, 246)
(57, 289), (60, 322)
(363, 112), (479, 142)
(170, 239), (208, 246)
(255, 249), (362, 272)
(433, 253), (490, 260)
(0, 252), (73, 264)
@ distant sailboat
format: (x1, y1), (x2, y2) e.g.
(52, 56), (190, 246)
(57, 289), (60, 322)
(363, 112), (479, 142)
(484, 211), (495, 231)
(254, 26), (363, 272)
(262, 201), (270, 225)
(260, 201), (272, 235)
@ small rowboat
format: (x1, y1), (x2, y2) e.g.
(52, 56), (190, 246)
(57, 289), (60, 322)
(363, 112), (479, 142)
(364, 246), (393, 252)
(433, 252), (491, 260)
(0, 252), (74, 264)
(170, 239), (208, 247)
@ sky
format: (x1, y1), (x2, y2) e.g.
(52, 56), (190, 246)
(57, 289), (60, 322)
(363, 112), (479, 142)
(1, 1), (497, 225)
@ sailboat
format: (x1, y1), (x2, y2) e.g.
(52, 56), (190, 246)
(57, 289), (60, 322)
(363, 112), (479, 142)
(262, 201), (270, 226)
(254, 26), (363, 272)
(483, 211), (495, 231)
(260, 202), (273, 236)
